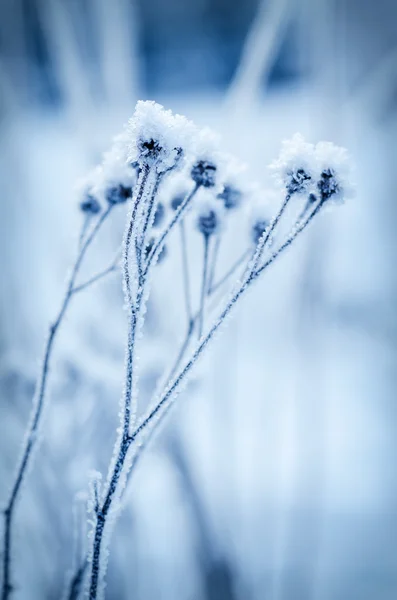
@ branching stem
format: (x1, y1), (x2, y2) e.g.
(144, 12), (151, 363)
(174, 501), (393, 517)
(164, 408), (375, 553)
(1, 205), (113, 600)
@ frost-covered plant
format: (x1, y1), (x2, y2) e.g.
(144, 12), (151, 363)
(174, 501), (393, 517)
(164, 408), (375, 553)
(1, 134), (138, 600)
(80, 106), (353, 600)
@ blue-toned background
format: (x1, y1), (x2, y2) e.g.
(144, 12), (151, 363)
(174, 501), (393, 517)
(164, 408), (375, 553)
(1, 0), (397, 598)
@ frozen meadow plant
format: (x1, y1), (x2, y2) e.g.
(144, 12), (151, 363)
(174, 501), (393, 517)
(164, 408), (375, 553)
(1, 132), (138, 600)
(79, 103), (353, 600)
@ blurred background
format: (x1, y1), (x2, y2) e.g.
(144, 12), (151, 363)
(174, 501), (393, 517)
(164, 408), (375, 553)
(1, 0), (397, 598)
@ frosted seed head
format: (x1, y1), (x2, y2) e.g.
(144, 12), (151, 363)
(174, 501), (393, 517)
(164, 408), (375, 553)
(217, 185), (243, 210)
(80, 193), (101, 215)
(195, 191), (225, 237)
(189, 127), (225, 190)
(171, 193), (185, 211)
(315, 141), (354, 204)
(127, 101), (196, 173)
(191, 159), (217, 188)
(106, 184), (133, 205)
(75, 166), (103, 213)
(270, 133), (318, 195)
(91, 132), (137, 205)
(217, 156), (249, 210)
(246, 190), (273, 246)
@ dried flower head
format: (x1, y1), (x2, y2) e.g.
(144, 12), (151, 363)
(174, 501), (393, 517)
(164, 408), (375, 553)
(217, 184), (243, 210)
(190, 127), (225, 189)
(195, 191), (225, 237)
(191, 160), (217, 188)
(246, 193), (272, 245)
(315, 141), (354, 204)
(127, 101), (196, 173)
(217, 157), (249, 210)
(91, 132), (137, 205)
(80, 194), (101, 215)
(270, 133), (318, 195)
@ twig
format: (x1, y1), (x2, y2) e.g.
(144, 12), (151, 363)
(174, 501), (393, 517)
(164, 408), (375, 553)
(209, 248), (250, 296)
(72, 250), (121, 294)
(1, 206), (113, 600)
(254, 201), (324, 279)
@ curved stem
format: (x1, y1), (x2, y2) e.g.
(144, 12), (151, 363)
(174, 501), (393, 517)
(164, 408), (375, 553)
(1, 206), (112, 600)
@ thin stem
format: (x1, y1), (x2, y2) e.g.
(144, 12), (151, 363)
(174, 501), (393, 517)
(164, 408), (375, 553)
(198, 234), (210, 338)
(209, 248), (251, 296)
(66, 561), (88, 600)
(70, 319), (196, 596)
(179, 220), (193, 324)
(88, 438), (132, 600)
(254, 200), (324, 279)
(144, 183), (200, 277)
(72, 250), (121, 295)
(124, 165), (150, 307)
(248, 192), (292, 275)
(129, 195), (316, 447)
(1, 206), (112, 600)
(78, 214), (91, 250)
(141, 173), (163, 249)
(206, 233), (221, 294)
(88, 167), (154, 599)
(135, 172), (160, 276)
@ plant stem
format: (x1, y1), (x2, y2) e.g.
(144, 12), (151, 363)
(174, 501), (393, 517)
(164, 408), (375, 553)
(1, 206), (112, 600)
(72, 250), (121, 294)
(66, 562), (88, 600)
(179, 220), (192, 324)
(209, 248), (250, 296)
(198, 234), (210, 338)
(254, 200), (324, 279)
(144, 183), (200, 276)
(129, 194), (317, 448)
(88, 167), (153, 599)
(206, 232), (221, 294)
